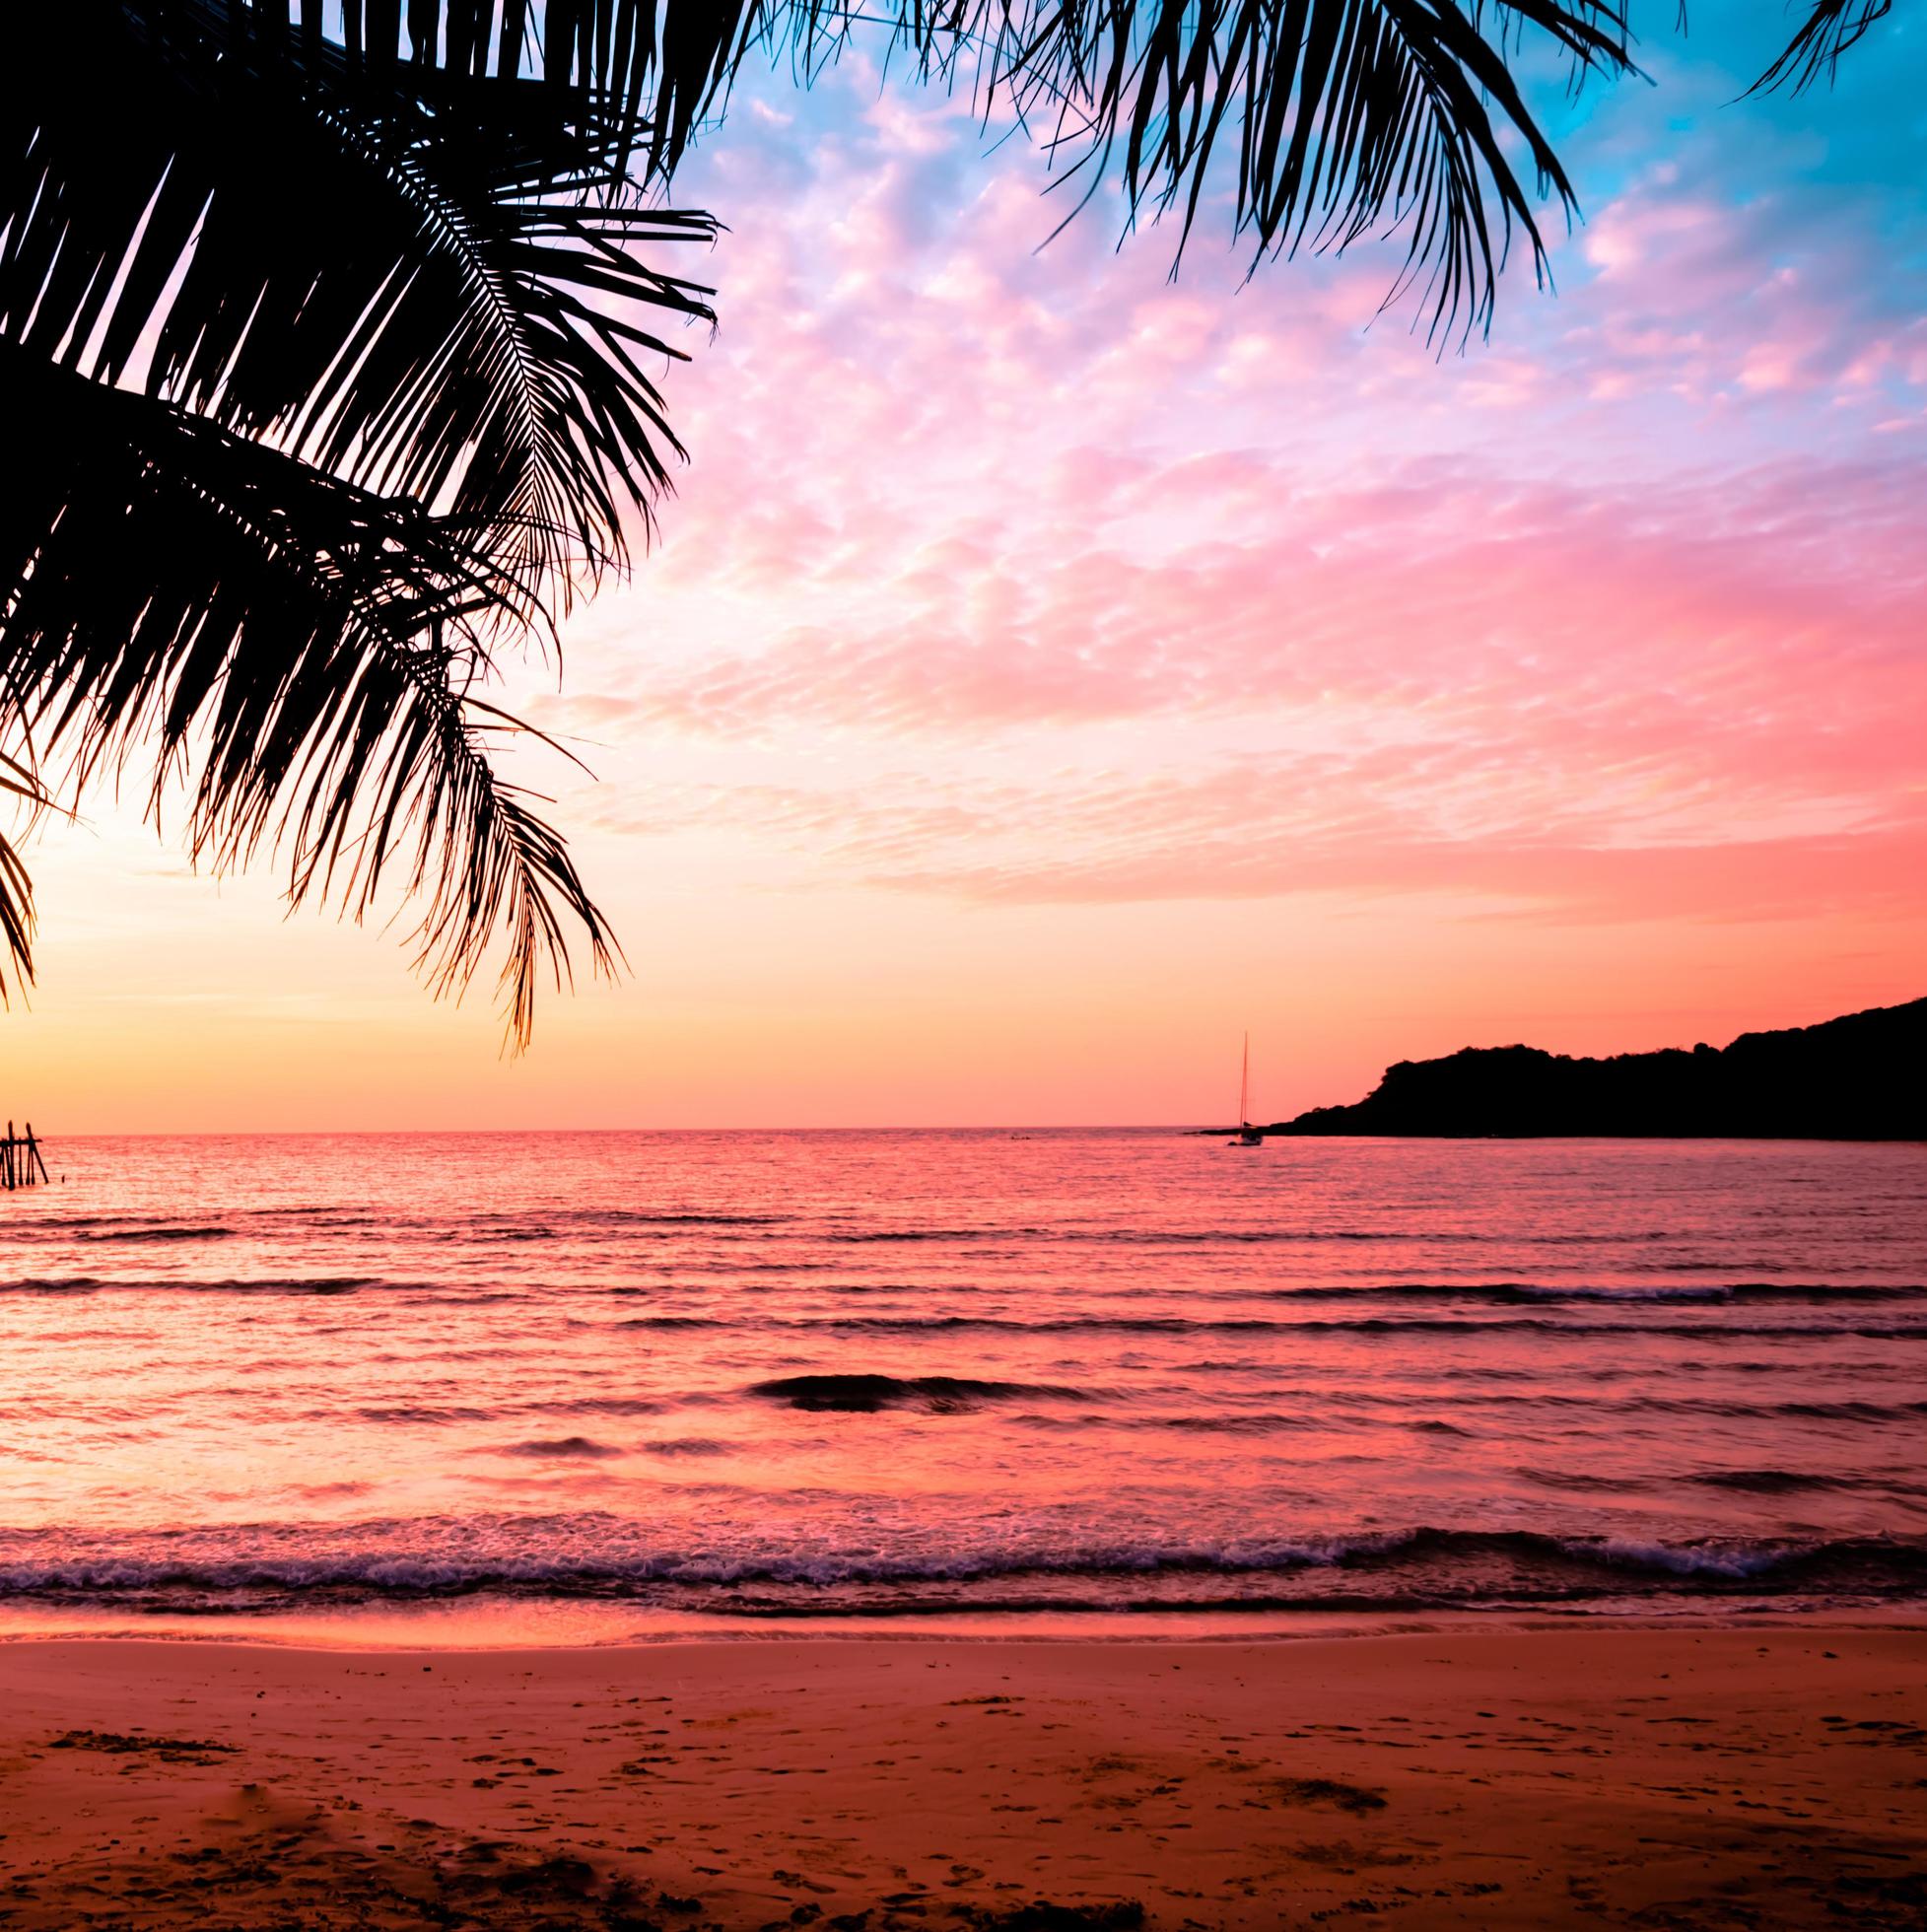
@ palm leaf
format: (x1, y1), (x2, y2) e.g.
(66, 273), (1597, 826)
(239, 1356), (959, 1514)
(0, 752), (42, 1005)
(4, 6), (719, 609)
(8, 0), (1632, 374)
(507, 0), (1640, 342)
(1749, 0), (1894, 93)
(0, 344), (615, 1048)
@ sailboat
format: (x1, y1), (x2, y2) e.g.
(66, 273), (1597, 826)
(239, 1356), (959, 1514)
(1228, 1033), (1265, 1146)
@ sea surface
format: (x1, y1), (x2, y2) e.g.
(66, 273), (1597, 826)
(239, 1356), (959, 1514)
(2, 1131), (1924, 1637)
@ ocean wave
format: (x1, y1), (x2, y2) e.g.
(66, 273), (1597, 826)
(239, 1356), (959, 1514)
(830, 1227), (1651, 1246)
(0, 1525), (1919, 1607)
(5, 1213), (234, 1234)
(574, 1309), (1927, 1340)
(591, 1210), (790, 1228)
(1772, 1399), (1927, 1420)
(776, 1313), (1927, 1340)
(1585, 1538), (1794, 1579)
(1381, 1393), (1927, 1422)
(523, 1397), (667, 1418)
(1685, 1468), (1846, 1493)
(10, 1278), (1920, 1332)
(1131, 1413), (1321, 1434)
(355, 1406), (499, 1425)
(1515, 1467), (1636, 1493)
(2, 1276), (377, 1296)
(1119, 1228), (1496, 1244)
(749, 1373), (1098, 1413)
(245, 1207), (791, 1232)
(77, 1226), (236, 1244)
(1255, 1282), (1927, 1304)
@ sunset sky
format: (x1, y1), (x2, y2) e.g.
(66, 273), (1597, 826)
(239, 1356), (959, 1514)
(9, 0), (1925, 1132)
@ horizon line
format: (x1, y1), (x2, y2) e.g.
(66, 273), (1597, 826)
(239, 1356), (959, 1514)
(33, 1123), (1211, 1138)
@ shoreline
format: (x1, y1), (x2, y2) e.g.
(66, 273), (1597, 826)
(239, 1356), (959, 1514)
(4, 1600), (1925, 1652)
(1, 1625), (1921, 1927)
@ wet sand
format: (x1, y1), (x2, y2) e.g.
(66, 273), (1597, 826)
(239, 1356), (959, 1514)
(0, 1625), (1922, 1928)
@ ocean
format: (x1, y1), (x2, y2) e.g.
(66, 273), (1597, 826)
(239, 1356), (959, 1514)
(2, 1130), (1923, 1638)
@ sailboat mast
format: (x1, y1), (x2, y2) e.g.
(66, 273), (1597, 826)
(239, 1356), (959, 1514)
(1240, 1032), (1250, 1126)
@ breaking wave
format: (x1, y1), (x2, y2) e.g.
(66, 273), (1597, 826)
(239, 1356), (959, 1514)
(0, 1524), (1920, 1613)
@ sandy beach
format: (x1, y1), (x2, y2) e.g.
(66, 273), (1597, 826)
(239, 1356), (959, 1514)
(0, 1625), (1920, 1928)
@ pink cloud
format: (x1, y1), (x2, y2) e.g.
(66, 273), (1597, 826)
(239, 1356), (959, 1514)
(544, 66), (1926, 956)
(586, 762), (1927, 928)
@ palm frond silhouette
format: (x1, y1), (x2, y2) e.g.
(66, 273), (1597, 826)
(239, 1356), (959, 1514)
(0, 0), (1886, 1042)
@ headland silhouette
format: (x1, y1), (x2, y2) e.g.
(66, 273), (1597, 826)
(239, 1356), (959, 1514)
(1265, 997), (1925, 1139)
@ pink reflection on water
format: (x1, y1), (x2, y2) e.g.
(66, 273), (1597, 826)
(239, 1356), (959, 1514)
(2, 1132), (1924, 1626)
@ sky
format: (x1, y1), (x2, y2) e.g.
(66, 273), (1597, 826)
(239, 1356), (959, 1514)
(7, 0), (1926, 1131)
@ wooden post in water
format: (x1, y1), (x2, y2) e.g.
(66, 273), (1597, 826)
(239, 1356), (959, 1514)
(1, 1120), (47, 1190)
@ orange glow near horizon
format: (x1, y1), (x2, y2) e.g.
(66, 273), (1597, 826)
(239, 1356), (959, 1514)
(10, 808), (1920, 1133)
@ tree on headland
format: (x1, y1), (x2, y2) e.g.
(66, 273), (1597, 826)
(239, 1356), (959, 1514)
(0, 0), (1891, 1044)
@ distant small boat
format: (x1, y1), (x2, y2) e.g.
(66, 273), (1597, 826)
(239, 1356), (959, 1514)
(1229, 1034), (1265, 1146)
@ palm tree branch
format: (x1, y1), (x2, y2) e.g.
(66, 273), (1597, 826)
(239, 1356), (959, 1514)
(0, 344), (615, 1048)
(1748, 0), (1895, 93)
(0, 749), (45, 1006)
(3, 7), (719, 616)
(513, 0), (1638, 338)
